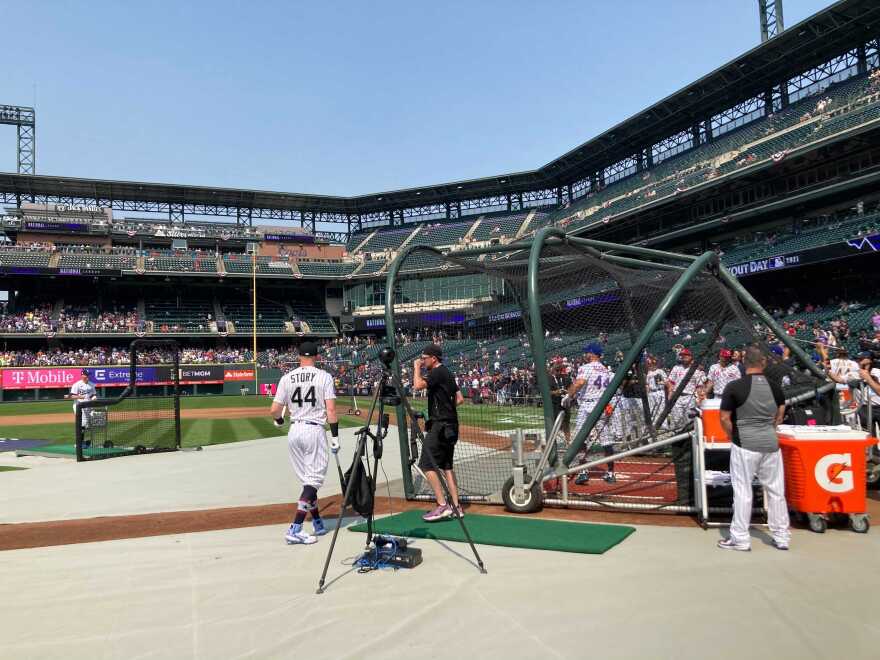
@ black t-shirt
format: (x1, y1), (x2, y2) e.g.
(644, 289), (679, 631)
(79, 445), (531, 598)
(549, 372), (572, 406)
(427, 364), (459, 424)
(622, 365), (641, 398)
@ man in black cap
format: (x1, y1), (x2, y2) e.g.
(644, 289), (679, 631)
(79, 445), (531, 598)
(413, 343), (464, 522)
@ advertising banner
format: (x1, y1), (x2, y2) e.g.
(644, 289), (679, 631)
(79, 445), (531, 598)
(2, 364), (233, 390)
(223, 368), (255, 381)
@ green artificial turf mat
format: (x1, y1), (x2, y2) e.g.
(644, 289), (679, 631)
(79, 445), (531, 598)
(350, 510), (635, 554)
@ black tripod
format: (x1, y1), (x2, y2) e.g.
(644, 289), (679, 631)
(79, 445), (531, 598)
(316, 349), (485, 594)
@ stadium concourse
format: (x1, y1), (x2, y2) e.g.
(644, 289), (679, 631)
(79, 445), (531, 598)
(1, 424), (878, 659)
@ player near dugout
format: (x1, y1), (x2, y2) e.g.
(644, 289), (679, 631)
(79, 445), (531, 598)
(269, 341), (339, 546)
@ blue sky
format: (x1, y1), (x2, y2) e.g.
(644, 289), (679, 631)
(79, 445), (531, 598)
(1, 1), (833, 196)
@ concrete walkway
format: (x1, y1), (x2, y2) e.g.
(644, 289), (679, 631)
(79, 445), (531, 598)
(1, 515), (877, 660)
(0, 427), (405, 524)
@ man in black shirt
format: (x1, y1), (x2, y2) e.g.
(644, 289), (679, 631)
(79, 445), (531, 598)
(413, 344), (465, 522)
(549, 362), (572, 443)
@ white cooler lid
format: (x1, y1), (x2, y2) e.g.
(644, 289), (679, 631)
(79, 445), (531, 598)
(776, 424), (869, 440)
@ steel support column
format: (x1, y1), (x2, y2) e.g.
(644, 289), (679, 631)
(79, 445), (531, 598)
(758, 0), (784, 42)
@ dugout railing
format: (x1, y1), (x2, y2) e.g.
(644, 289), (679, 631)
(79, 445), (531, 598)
(75, 339), (181, 462)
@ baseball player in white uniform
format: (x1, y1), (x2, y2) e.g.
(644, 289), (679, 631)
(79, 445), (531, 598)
(645, 355), (668, 427)
(66, 370), (97, 442)
(269, 341), (339, 546)
(563, 343), (618, 484)
(666, 348), (707, 429)
(706, 349), (742, 398)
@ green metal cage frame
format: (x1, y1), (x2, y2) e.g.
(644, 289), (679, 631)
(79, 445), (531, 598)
(385, 226), (827, 499)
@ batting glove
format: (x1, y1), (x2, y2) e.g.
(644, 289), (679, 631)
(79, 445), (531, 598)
(560, 394), (572, 410)
(273, 417), (284, 428)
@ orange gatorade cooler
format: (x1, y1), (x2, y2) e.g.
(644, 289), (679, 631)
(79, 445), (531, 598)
(776, 424), (875, 534)
(836, 383), (855, 407)
(700, 398), (729, 444)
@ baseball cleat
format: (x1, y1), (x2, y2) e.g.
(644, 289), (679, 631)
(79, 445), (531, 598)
(717, 538), (750, 552)
(771, 539), (789, 551)
(312, 519), (328, 536)
(603, 471), (617, 484)
(574, 471), (589, 485)
(285, 524), (317, 545)
(422, 505), (453, 522)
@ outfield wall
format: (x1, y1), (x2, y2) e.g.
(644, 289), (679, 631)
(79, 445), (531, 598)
(0, 364), (283, 402)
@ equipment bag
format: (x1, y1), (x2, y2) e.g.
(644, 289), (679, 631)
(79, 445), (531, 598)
(342, 459), (374, 518)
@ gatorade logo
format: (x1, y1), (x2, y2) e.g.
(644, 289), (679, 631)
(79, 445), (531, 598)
(814, 453), (854, 493)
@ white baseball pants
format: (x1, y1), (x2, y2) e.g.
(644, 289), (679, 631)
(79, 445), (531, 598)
(574, 401), (615, 447)
(287, 423), (329, 489)
(729, 444), (791, 547)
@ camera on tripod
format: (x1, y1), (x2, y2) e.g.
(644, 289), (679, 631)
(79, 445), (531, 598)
(378, 346), (401, 406)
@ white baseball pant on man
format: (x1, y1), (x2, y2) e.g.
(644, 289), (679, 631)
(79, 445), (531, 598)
(647, 391), (666, 426)
(728, 444), (791, 548)
(287, 422), (329, 489)
(574, 400), (615, 448)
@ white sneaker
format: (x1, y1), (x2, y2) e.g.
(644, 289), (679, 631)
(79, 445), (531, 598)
(285, 527), (317, 545)
(717, 538), (750, 552)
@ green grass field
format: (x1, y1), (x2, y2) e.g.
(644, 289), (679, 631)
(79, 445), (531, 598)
(0, 395), (362, 447)
(0, 393), (539, 449)
(0, 465), (27, 472)
(407, 399), (545, 431)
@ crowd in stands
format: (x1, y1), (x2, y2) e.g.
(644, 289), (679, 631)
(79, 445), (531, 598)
(0, 303), (53, 333)
(56, 303), (140, 333)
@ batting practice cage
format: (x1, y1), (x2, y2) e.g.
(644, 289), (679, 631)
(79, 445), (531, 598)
(75, 339), (181, 462)
(384, 226), (835, 514)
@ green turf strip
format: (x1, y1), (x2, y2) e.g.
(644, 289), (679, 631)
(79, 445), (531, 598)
(0, 465), (27, 472)
(350, 510), (635, 555)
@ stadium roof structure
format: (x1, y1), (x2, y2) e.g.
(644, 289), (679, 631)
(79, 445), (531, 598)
(1, 0), (879, 237)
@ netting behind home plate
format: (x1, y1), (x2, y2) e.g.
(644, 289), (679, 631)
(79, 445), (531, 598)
(75, 340), (181, 462)
(387, 230), (827, 511)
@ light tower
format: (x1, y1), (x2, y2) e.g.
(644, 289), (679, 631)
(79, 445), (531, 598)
(0, 105), (36, 174)
(758, 0), (784, 42)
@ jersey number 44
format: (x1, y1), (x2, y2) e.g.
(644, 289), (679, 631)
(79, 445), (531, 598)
(290, 386), (317, 407)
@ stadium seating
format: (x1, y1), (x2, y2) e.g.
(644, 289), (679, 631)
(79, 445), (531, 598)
(720, 211), (880, 265)
(356, 260), (386, 276)
(144, 250), (218, 273)
(471, 213), (528, 242)
(399, 251), (450, 273)
(290, 300), (337, 334)
(549, 73), (879, 234)
(221, 299), (290, 333)
(223, 254), (292, 275)
(410, 222), (473, 247)
(0, 250), (51, 268)
(144, 299), (215, 333)
(296, 260), (358, 277)
(359, 228), (415, 253)
(58, 253), (136, 270)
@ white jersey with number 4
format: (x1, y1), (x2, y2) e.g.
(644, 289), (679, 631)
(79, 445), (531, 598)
(274, 366), (336, 424)
(576, 362), (613, 402)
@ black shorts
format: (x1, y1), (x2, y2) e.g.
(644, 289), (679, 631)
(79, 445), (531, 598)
(419, 421), (458, 471)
